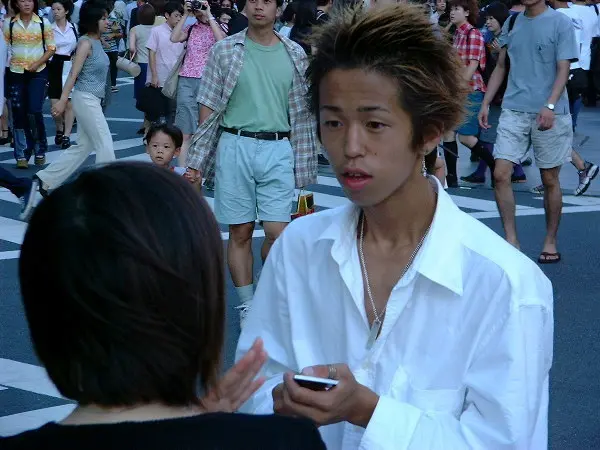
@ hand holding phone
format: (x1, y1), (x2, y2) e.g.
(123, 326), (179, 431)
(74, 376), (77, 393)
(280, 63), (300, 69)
(293, 374), (339, 391)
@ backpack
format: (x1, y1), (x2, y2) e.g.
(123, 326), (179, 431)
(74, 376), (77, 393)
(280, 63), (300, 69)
(10, 17), (46, 52)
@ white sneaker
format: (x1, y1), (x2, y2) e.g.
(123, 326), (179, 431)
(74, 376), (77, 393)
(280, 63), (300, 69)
(235, 301), (252, 328)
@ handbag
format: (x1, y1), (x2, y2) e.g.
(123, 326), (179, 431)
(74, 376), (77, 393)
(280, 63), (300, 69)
(116, 51), (141, 77)
(161, 49), (185, 100)
(291, 190), (315, 220)
(136, 85), (165, 116)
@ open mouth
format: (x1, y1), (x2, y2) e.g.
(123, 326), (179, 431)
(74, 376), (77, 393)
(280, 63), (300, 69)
(340, 169), (373, 191)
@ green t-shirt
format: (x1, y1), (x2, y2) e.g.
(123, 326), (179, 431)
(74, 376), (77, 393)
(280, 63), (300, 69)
(222, 38), (293, 132)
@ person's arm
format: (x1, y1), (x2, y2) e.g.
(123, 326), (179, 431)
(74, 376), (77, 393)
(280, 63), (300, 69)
(128, 26), (136, 55)
(203, 2), (226, 41)
(148, 49), (159, 86)
(184, 44), (224, 180)
(462, 30), (483, 82)
(199, 104), (213, 124)
(27, 19), (55, 72)
(52, 38), (91, 113)
(537, 14), (579, 130)
(546, 60), (571, 107)
(171, 3), (192, 42)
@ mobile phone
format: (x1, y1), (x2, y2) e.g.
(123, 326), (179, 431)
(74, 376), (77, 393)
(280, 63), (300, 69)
(293, 374), (339, 391)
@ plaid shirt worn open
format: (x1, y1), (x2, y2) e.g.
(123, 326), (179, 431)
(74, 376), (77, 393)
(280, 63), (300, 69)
(453, 23), (486, 92)
(186, 30), (318, 188)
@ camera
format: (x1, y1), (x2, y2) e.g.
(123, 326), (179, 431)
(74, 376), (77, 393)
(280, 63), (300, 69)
(190, 0), (207, 11)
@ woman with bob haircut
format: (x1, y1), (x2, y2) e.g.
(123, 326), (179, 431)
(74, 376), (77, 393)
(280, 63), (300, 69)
(2, 162), (326, 449)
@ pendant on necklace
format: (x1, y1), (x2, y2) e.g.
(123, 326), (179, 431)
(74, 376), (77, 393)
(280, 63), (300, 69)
(366, 318), (382, 350)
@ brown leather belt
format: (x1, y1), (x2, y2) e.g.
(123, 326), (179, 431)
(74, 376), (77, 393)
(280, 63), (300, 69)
(221, 127), (291, 141)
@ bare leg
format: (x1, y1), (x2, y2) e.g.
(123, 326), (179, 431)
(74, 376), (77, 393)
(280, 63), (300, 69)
(493, 158), (519, 248)
(540, 167), (562, 257)
(227, 222), (255, 287)
(571, 149), (586, 171)
(261, 221), (287, 263)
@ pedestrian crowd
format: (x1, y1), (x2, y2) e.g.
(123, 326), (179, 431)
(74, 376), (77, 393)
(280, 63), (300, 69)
(0, 0), (595, 447)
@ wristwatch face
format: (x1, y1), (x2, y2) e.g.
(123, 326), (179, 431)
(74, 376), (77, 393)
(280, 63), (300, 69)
(546, 103), (555, 110)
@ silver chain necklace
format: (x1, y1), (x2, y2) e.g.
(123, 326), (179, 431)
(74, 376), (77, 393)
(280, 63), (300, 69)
(358, 212), (431, 350)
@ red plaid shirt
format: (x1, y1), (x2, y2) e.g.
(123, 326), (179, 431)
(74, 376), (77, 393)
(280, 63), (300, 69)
(453, 23), (486, 92)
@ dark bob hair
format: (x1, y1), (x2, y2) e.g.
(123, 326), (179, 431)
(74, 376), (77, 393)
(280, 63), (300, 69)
(78, 1), (109, 36)
(19, 162), (225, 407)
(137, 3), (156, 25)
(144, 122), (184, 149)
(51, 0), (75, 20)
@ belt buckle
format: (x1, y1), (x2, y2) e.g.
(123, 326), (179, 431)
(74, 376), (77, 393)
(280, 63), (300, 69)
(275, 132), (278, 140)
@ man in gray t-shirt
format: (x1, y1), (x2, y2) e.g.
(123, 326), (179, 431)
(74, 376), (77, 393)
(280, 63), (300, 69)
(478, 1), (577, 264)
(500, 7), (577, 114)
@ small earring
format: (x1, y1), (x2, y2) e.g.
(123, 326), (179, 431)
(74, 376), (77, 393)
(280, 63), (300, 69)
(422, 156), (427, 177)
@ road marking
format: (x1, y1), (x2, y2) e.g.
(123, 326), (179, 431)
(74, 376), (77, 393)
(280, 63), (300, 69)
(1, 137), (143, 166)
(0, 359), (73, 436)
(534, 195), (600, 206)
(0, 250), (19, 260)
(0, 216), (26, 245)
(0, 405), (76, 437)
(0, 359), (63, 399)
(43, 114), (143, 123)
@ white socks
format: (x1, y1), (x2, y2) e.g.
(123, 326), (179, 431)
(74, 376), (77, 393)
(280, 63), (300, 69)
(235, 284), (254, 304)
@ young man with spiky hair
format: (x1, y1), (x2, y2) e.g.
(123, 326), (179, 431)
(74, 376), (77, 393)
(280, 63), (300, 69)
(237, 4), (553, 449)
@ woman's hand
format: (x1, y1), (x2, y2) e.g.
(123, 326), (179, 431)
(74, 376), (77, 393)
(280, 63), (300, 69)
(199, 338), (268, 413)
(51, 99), (67, 117)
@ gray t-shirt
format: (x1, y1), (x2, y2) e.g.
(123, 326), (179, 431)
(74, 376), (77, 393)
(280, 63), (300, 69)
(499, 7), (578, 114)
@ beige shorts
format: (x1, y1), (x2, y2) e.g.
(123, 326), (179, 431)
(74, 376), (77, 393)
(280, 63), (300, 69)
(494, 109), (572, 169)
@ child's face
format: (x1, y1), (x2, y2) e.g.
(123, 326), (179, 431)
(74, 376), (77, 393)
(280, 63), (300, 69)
(146, 131), (181, 167)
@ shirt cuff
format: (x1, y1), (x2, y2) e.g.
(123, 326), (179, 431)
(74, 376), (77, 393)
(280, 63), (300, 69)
(359, 396), (422, 450)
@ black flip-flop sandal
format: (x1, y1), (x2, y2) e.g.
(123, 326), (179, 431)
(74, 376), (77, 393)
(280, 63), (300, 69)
(537, 252), (561, 264)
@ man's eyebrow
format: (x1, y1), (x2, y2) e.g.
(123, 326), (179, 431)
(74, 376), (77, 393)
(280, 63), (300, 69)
(319, 105), (390, 112)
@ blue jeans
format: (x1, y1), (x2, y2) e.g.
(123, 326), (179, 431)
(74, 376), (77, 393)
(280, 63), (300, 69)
(8, 68), (49, 161)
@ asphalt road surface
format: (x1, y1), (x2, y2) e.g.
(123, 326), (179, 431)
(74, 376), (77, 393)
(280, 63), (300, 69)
(1, 78), (599, 448)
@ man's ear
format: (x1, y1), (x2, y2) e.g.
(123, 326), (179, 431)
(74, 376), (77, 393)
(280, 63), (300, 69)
(421, 129), (442, 158)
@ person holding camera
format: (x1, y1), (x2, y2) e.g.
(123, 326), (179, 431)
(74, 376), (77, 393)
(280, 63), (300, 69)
(170, 0), (225, 166)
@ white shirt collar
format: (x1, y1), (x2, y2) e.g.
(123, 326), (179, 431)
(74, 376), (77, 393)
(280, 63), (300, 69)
(315, 177), (464, 296)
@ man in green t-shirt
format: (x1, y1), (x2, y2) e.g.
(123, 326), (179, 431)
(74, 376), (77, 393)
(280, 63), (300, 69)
(185, 0), (318, 326)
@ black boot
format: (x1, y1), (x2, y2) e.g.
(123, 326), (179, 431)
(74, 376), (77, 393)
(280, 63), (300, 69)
(468, 140), (495, 175)
(443, 141), (459, 187)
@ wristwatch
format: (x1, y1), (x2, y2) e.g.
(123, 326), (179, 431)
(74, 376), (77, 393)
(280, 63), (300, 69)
(544, 103), (555, 111)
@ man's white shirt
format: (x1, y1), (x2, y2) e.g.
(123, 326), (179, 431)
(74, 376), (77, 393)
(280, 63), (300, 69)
(237, 179), (553, 449)
(559, 6), (584, 70)
(569, 3), (597, 69)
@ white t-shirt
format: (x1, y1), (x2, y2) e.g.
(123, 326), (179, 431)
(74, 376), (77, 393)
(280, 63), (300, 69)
(558, 7), (583, 69)
(570, 3), (597, 69)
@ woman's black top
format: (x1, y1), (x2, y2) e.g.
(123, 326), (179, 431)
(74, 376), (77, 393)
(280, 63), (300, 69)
(0, 412), (327, 450)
